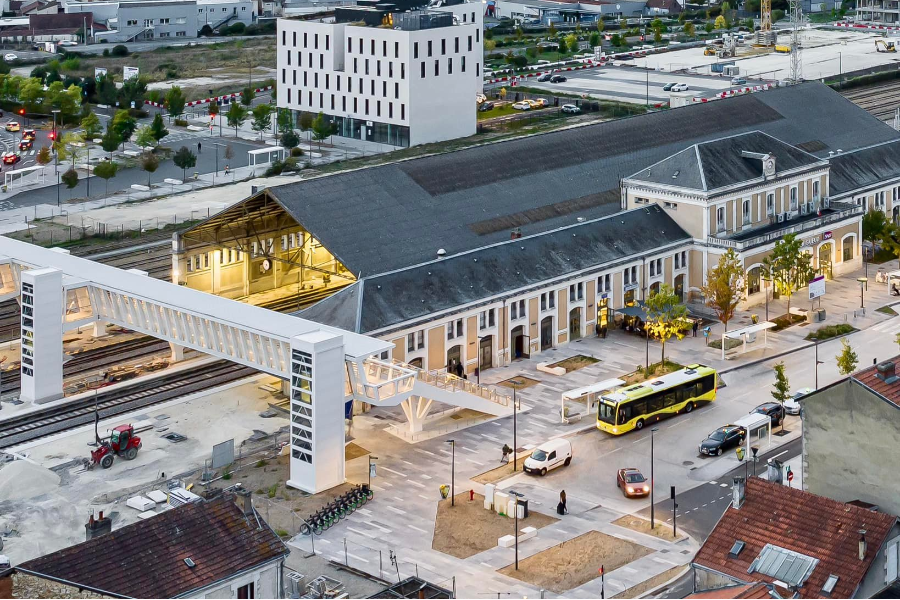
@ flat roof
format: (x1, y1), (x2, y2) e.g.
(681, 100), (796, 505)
(562, 378), (626, 400)
(0, 237), (390, 360)
(602, 364), (715, 403)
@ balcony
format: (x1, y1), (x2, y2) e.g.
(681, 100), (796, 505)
(707, 200), (862, 251)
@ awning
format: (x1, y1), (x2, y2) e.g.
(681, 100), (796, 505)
(617, 305), (647, 319)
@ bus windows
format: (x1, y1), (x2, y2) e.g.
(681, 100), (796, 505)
(701, 375), (716, 394)
(663, 390), (678, 408)
(598, 402), (616, 424)
(648, 396), (665, 414)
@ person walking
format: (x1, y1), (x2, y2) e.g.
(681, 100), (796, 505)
(557, 490), (568, 515)
(692, 320), (699, 338)
(197, 141), (202, 154)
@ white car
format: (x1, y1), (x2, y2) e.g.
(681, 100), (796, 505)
(671, 83), (690, 92)
(784, 387), (813, 415)
(3, 53), (16, 61)
(561, 104), (581, 114)
(512, 101), (531, 110)
(57, 40), (78, 47)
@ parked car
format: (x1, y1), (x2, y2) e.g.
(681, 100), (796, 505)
(537, 73), (553, 82)
(616, 468), (650, 497)
(17, 138), (32, 151)
(4, 121), (19, 132)
(751, 402), (784, 426)
(550, 74), (567, 83)
(3, 53), (16, 62)
(478, 101), (495, 111)
(784, 387), (813, 415)
(527, 98), (547, 108)
(512, 101), (531, 110)
(731, 77), (748, 85)
(561, 104), (581, 114)
(699, 425), (746, 456)
(57, 40), (78, 47)
(22, 129), (36, 140)
(2, 152), (20, 165)
(523, 439), (572, 475)
(662, 82), (677, 91)
(671, 83), (690, 92)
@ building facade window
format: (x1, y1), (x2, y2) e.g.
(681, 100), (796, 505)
(766, 193), (775, 217)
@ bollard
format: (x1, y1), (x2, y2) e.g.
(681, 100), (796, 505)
(344, 538), (348, 565)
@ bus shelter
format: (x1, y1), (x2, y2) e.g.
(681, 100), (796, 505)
(887, 270), (900, 294)
(733, 412), (771, 460)
(560, 378), (625, 424)
(248, 147), (287, 171)
(720, 321), (776, 360)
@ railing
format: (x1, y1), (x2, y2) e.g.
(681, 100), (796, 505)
(347, 357), (510, 408)
(707, 202), (862, 250)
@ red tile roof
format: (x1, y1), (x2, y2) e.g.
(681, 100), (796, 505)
(852, 359), (900, 408)
(18, 494), (288, 599)
(687, 583), (774, 599)
(693, 478), (897, 599)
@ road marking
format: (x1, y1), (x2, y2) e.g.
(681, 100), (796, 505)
(667, 419), (688, 429)
(415, 449), (437, 457)
(346, 526), (379, 539)
(407, 480), (426, 489)
(702, 503), (708, 507)
(709, 481), (718, 485)
(347, 552), (370, 563)
(381, 466), (407, 477)
(407, 524), (428, 533)
(465, 458), (485, 466)
(719, 483), (729, 487)
(418, 494), (429, 500)
(420, 474), (432, 480)
(386, 506), (406, 515)
(770, 450), (789, 460)
(401, 460), (414, 466)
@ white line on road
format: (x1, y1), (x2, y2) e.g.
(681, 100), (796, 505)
(407, 480), (426, 489)
(407, 524), (428, 533)
(381, 467), (407, 477)
(347, 552), (370, 563)
(769, 450), (789, 460)
(346, 526), (379, 539)
(465, 458), (485, 466)
(418, 495), (429, 500)
(387, 506), (407, 515)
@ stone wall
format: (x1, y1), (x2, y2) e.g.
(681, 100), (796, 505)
(1, 572), (111, 599)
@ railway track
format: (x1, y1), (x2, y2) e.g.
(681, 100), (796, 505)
(0, 361), (257, 449)
(840, 81), (900, 121)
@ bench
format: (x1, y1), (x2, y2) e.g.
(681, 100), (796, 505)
(498, 527), (538, 548)
(562, 411), (582, 424)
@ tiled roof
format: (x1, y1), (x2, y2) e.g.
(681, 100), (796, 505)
(851, 359), (900, 408)
(687, 583), (777, 599)
(693, 478), (897, 599)
(18, 495), (289, 599)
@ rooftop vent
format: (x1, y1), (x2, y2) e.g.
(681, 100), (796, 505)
(729, 540), (746, 558)
(732, 477), (746, 510)
(875, 361), (898, 383)
(859, 530), (867, 560)
(437, 248), (446, 257)
(823, 574), (839, 595)
(184, 558), (196, 568)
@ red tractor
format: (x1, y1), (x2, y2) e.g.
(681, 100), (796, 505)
(90, 424), (142, 469)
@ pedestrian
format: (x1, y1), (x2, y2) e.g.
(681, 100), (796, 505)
(692, 320), (699, 338)
(455, 361), (464, 378)
(197, 141), (202, 154)
(557, 490), (568, 515)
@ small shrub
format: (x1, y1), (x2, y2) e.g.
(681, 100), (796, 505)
(274, 529), (289, 538)
(102, 48), (110, 57)
(128, 108), (149, 119)
(290, 147), (303, 157)
(111, 44), (129, 57)
(255, 459), (269, 467)
(806, 323), (855, 341)
(267, 483), (278, 498)
(174, 118), (188, 127)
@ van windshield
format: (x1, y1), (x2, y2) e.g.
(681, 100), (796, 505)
(530, 449), (547, 462)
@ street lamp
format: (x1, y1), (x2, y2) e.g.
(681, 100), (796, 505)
(446, 439), (455, 506)
(858, 277), (868, 310)
(762, 276), (771, 322)
(52, 109), (60, 207)
(815, 341), (823, 390)
(650, 427), (659, 529)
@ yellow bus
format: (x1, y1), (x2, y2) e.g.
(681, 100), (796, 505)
(596, 364), (717, 435)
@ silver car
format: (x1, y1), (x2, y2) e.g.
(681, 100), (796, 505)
(784, 387), (813, 415)
(561, 104), (581, 114)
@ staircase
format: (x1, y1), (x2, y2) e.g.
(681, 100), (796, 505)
(211, 13), (238, 30)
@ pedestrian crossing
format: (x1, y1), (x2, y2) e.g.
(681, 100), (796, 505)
(870, 315), (900, 334)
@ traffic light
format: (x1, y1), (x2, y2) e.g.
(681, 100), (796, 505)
(18, 108), (24, 116)
(48, 131), (56, 141)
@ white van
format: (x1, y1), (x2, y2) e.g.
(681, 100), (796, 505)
(523, 439), (572, 476)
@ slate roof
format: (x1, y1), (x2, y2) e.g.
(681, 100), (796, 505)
(828, 139), (900, 199)
(627, 131), (824, 193)
(693, 478), (897, 600)
(299, 205), (691, 333)
(259, 82), (896, 277)
(851, 357), (900, 409)
(18, 495), (289, 599)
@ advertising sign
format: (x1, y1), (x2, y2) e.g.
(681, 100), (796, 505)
(94, 67), (107, 80)
(123, 66), (140, 81)
(808, 275), (826, 300)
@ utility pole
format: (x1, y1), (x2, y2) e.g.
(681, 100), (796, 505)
(650, 427), (659, 529)
(512, 386), (517, 472)
(788, 0), (804, 84)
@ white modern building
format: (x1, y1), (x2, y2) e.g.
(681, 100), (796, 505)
(197, 0), (255, 29)
(276, 0), (482, 147)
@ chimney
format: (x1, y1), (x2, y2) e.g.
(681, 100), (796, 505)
(510, 228), (522, 240)
(732, 477), (746, 510)
(85, 510), (112, 541)
(859, 530), (867, 560)
(235, 487), (254, 517)
(875, 361), (898, 383)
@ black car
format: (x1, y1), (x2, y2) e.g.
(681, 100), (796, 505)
(478, 101), (495, 111)
(550, 75), (567, 83)
(751, 402), (784, 426)
(537, 73), (553, 82)
(699, 425), (746, 456)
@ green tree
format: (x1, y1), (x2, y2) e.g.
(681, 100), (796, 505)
(61, 167), (78, 192)
(80, 111), (101, 140)
(744, 17), (755, 29)
(610, 34), (622, 46)
(56, 132), (83, 168)
(19, 77), (44, 112)
(111, 110), (137, 148)
(619, 18), (627, 30)
(705, 21), (715, 33)
(134, 125), (156, 149)
(209, 102), (220, 117)
(771, 362), (790, 432)
(684, 21), (696, 37)
(836, 338), (859, 376)
(515, 26), (524, 41)
(654, 27), (662, 43)
(276, 108), (294, 138)
(645, 283), (689, 366)
(526, 45), (539, 58)
(589, 32), (600, 47)
(140, 151), (159, 186)
(549, 21), (557, 36)
(101, 125), (121, 159)
(95, 74), (117, 105)
(172, 146), (197, 180)
(150, 113), (168, 145)
(699, 248), (744, 332)
(226, 102), (248, 137)
(565, 33), (579, 52)
(557, 37), (568, 54)
(118, 77), (147, 109)
(93, 160), (118, 196)
(36, 145), (51, 167)
(863, 209), (889, 248)
(298, 111), (314, 142)
(763, 233), (815, 313)
(165, 86), (186, 119)
(714, 15), (727, 28)
(251, 104), (273, 139)
(281, 129), (299, 150)
(597, 19), (605, 32)
(311, 112), (333, 151)
(241, 85), (255, 107)
(484, 39), (497, 52)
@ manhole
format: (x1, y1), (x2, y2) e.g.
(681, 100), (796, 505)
(162, 432), (187, 443)
(682, 460), (694, 466)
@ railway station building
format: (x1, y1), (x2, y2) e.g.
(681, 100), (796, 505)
(175, 82), (900, 377)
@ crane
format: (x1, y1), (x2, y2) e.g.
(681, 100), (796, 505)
(756, 0), (776, 46)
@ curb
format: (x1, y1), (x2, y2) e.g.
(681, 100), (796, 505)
(635, 565), (691, 599)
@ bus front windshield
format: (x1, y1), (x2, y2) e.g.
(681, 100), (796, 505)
(598, 400), (617, 424)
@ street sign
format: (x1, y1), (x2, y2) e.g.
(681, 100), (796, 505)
(369, 463), (377, 478)
(94, 67), (107, 81)
(123, 66), (140, 81)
